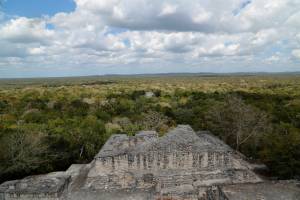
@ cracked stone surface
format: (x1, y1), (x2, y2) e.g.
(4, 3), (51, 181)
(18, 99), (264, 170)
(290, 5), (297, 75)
(1, 125), (299, 200)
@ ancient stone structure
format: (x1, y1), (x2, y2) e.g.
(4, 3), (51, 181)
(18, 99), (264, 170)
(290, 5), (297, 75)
(1, 125), (300, 200)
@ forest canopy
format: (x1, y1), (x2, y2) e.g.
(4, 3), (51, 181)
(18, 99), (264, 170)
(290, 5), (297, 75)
(0, 75), (300, 183)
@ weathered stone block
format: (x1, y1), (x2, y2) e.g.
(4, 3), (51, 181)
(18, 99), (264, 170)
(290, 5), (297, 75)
(0, 172), (70, 200)
(1, 125), (299, 200)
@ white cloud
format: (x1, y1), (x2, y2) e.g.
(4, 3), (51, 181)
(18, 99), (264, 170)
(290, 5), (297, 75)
(159, 4), (178, 16)
(0, 41), (28, 57)
(193, 11), (212, 24)
(70, 0), (300, 33)
(28, 46), (46, 55)
(265, 55), (280, 64)
(251, 29), (277, 45)
(0, 0), (300, 77)
(286, 11), (300, 30)
(0, 17), (53, 44)
(292, 49), (300, 59)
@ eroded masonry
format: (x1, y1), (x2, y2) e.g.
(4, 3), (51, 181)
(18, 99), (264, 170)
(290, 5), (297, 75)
(1, 125), (300, 200)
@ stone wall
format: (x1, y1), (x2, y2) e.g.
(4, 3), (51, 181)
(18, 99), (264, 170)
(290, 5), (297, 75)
(86, 151), (231, 190)
(0, 173), (70, 200)
(206, 186), (229, 200)
(93, 151), (233, 173)
(0, 125), (270, 200)
(85, 149), (259, 192)
(0, 193), (61, 200)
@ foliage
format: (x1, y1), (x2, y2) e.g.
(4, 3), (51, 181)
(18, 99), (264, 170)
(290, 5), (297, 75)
(206, 95), (270, 152)
(260, 123), (300, 179)
(0, 129), (49, 182)
(0, 74), (300, 182)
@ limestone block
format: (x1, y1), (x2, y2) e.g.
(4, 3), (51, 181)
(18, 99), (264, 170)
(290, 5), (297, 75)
(0, 172), (70, 200)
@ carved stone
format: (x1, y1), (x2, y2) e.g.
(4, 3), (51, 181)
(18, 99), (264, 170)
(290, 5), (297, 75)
(1, 125), (299, 200)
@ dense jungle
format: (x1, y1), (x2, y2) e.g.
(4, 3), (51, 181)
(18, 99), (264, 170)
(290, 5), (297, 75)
(1, 74), (300, 183)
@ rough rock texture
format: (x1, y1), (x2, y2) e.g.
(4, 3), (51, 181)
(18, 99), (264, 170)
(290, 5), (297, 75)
(86, 125), (261, 195)
(213, 181), (300, 200)
(1, 125), (300, 200)
(0, 172), (69, 200)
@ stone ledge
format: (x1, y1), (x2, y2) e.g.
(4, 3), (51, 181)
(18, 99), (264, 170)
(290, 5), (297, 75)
(0, 172), (70, 200)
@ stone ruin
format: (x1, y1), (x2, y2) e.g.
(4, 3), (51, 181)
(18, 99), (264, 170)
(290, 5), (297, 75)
(1, 125), (300, 200)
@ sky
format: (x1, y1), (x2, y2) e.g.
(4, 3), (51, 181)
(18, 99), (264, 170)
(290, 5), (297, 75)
(0, 0), (299, 78)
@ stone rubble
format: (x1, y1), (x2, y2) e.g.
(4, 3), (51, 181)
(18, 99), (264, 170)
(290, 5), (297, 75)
(1, 125), (299, 200)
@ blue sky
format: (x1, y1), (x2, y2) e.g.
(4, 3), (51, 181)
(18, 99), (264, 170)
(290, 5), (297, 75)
(2, 0), (75, 18)
(0, 0), (299, 78)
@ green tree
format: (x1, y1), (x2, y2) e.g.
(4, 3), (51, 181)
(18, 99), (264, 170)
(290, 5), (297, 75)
(138, 111), (172, 134)
(207, 95), (270, 152)
(260, 123), (300, 179)
(78, 115), (107, 159)
(0, 100), (8, 114)
(68, 99), (90, 116)
(0, 129), (49, 182)
(22, 109), (46, 123)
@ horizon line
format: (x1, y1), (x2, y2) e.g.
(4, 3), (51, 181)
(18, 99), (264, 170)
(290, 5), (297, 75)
(1, 71), (300, 80)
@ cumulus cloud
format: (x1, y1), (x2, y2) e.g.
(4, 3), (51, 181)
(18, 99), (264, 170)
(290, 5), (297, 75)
(0, 0), (300, 77)
(71, 0), (300, 33)
(292, 49), (300, 59)
(0, 17), (53, 44)
(0, 41), (28, 57)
